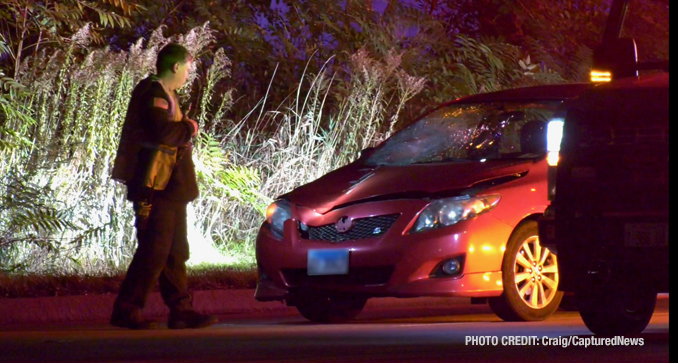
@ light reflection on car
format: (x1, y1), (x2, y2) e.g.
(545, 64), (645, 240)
(255, 84), (591, 323)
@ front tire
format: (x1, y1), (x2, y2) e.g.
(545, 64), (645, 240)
(292, 293), (367, 324)
(578, 289), (656, 335)
(489, 221), (563, 321)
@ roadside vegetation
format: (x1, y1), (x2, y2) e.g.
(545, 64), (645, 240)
(0, 264), (257, 298)
(0, 1), (667, 296)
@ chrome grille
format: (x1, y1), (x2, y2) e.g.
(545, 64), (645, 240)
(303, 214), (400, 242)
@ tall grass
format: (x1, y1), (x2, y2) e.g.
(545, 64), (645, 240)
(1, 24), (217, 274)
(192, 47), (428, 265)
(0, 23), (428, 275)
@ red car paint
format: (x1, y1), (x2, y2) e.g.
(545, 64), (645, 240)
(255, 83), (592, 310)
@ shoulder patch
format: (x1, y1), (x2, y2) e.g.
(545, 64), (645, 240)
(153, 97), (169, 110)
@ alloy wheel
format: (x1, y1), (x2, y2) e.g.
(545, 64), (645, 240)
(513, 236), (559, 309)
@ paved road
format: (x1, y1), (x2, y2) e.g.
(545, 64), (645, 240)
(0, 296), (669, 363)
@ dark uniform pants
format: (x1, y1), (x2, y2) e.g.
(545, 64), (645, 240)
(114, 198), (193, 314)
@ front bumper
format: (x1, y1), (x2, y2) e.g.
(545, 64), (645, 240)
(254, 269), (504, 301)
(255, 200), (512, 301)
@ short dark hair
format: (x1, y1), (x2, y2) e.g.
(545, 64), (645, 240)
(156, 43), (193, 75)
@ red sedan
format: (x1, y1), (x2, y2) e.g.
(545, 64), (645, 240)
(255, 83), (591, 323)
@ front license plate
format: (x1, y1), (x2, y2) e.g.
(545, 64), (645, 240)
(307, 249), (349, 276)
(624, 223), (669, 247)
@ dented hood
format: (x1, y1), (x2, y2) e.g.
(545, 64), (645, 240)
(283, 159), (534, 214)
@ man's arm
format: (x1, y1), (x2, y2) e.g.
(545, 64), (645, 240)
(142, 84), (196, 147)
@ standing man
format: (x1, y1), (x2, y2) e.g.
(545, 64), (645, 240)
(110, 43), (218, 330)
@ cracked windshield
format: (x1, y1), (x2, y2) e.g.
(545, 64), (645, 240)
(367, 101), (561, 167)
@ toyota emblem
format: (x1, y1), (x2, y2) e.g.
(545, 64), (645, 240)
(335, 216), (354, 233)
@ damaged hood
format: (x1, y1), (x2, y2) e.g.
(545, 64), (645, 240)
(283, 159), (535, 214)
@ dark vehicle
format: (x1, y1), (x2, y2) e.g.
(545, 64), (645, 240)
(539, 0), (669, 335)
(255, 83), (593, 323)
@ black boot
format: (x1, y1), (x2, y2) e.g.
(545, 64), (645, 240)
(168, 309), (219, 329)
(110, 308), (159, 330)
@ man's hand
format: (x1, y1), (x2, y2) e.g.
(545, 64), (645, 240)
(187, 118), (199, 137)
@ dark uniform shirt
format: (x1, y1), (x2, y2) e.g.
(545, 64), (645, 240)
(112, 76), (199, 203)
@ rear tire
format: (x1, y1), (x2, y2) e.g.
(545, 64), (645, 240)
(489, 221), (563, 321)
(292, 293), (367, 324)
(578, 289), (656, 335)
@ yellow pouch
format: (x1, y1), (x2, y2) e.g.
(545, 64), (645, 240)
(140, 144), (177, 190)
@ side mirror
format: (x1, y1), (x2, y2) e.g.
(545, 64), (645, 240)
(591, 37), (638, 82)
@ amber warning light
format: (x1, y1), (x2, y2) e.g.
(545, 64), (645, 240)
(591, 70), (613, 83)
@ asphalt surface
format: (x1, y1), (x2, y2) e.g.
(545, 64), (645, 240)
(0, 289), (470, 325)
(0, 296), (669, 363)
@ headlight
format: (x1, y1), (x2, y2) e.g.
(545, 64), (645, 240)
(265, 200), (292, 238)
(411, 195), (501, 233)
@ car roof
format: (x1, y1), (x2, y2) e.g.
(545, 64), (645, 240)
(447, 83), (593, 105)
